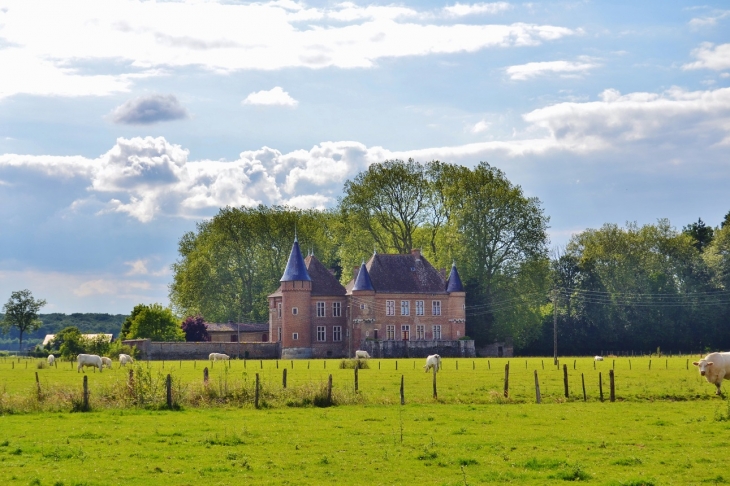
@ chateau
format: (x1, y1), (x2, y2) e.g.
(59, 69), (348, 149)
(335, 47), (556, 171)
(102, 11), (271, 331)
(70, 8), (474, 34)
(268, 238), (467, 359)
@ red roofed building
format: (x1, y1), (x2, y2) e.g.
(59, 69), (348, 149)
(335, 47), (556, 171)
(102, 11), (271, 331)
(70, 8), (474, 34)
(268, 238), (468, 359)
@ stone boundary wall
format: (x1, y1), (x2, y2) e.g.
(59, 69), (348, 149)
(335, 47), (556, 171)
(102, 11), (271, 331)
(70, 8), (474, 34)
(123, 339), (280, 360)
(360, 340), (475, 359)
(476, 342), (514, 357)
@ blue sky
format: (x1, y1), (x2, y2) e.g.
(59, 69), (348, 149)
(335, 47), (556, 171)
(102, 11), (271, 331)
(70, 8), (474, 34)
(0, 0), (729, 314)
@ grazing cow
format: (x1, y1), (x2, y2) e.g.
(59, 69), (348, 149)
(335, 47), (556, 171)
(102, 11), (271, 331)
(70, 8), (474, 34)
(101, 357), (113, 369)
(47, 355), (55, 366)
(77, 354), (103, 373)
(424, 354), (441, 373)
(119, 354), (134, 366)
(209, 353), (230, 361)
(693, 352), (730, 395)
(594, 356), (604, 361)
(355, 350), (371, 359)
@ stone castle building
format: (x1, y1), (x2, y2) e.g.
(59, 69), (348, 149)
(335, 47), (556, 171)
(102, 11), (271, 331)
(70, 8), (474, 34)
(268, 238), (467, 359)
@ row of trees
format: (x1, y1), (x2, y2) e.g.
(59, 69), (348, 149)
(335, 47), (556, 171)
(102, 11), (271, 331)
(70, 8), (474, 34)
(170, 160), (551, 348)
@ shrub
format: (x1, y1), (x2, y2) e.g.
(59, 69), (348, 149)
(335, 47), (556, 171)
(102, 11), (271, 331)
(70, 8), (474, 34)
(339, 359), (370, 369)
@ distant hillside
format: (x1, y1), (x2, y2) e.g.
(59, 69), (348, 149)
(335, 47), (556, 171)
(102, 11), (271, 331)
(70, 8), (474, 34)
(0, 313), (127, 350)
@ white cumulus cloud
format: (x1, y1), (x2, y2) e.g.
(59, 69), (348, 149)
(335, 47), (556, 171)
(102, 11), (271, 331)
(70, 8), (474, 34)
(443, 2), (512, 17)
(506, 60), (598, 80)
(243, 87), (298, 107)
(683, 43), (730, 71)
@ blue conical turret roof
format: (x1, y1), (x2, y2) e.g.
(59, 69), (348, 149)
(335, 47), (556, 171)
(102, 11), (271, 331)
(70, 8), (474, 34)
(352, 262), (374, 291)
(280, 238), (311, 282)
(446, 262), (464, 292)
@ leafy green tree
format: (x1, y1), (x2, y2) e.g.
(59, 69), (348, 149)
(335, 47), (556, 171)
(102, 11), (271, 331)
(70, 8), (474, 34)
(52, 326), (85, 359)
(126, 304), (184, 341)
(683, 218), (714, 252)
(120, 304), (146, 340)
(721, 211), (730, 229)
(1, 289), (47, 351)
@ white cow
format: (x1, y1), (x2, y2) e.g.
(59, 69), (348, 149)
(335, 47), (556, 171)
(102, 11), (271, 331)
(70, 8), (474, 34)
(594, 356), (604, 361)
(355, 350), (371, 359)
(119, 354), (134, 366)
(424, 354), (441, 373)
(101, 357), (113, 369)
(209, 353), (230, 361)
(77, 354), (103, 373)
(47, 354), (55, 366)
(693, 352), (730, 395)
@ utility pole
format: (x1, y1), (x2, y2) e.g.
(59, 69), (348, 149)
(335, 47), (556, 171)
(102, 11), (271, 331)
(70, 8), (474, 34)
(553, 288), (558, 365)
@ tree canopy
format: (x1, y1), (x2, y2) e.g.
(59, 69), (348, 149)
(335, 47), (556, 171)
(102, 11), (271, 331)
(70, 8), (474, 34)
(125, 304), (184, 342)
(1, 289), (46, 351)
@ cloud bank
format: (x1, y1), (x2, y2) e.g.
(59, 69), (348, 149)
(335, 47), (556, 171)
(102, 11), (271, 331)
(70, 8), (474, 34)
(0, 0), (575, 100)
(2, 86), (729, 223)
(243, 87), (298, 107)
(506, 60), (598, 80)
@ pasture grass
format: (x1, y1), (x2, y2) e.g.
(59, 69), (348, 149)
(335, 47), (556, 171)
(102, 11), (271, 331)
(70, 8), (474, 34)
(0, 356), (727, 484)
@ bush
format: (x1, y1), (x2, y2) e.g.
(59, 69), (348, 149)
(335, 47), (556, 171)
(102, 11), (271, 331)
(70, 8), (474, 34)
(339, 359), (370, 369)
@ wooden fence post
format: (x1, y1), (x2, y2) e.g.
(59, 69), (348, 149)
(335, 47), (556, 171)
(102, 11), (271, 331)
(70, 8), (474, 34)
(260, 360), (263, 369)
(593, 360), (596, 370)
(283, 368), (287, 389)
(354, 367), (358, 392)
(83, 375), (89, 411)
(276, 360), (278, 369)
(400, 375), (405, 405)
(488, 360), (491, 370)
(35, 372), (41, 400)
(686, 359), (689, 370)
(395, 360), (398, 371)
(324, 361), (327, 369)
(255, 373), (260, 409)
(203, 367), (209, 385)
(456, 361), (458, 370)
(534, 370), (541, 404)
(327, 374), (333, 406)
(609, 370), (615, 402)
(503, 362), (510, 398)
(166, 374), (172, 408)
(291, 360), (294, 369)
(599, 372), (604, 402)
(649, 359), (651, 370)
(665, 359), (668, 369)
(563, 364), (569, 398)
(473, 361), (475, 370)
(629, 360), (631, 370)
(612, 359), (615, 370)
(432, 367), (437, 399)
(574, 359), (576, 370)
(581, 373), (586, 402)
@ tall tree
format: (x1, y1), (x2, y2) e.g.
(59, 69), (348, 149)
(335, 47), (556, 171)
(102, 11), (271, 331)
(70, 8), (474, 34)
(1, 289), (46, 351)
(683, 218), (714, 252)
(126, 304), (184, 342)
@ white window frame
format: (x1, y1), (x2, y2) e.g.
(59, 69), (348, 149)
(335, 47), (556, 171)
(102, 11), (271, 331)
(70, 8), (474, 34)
(416, 325), (425, 340)
(316, 326), (326, 342)
(416, 300), (424, 316)
(386, 325), (395, 340)
(333, 326), (342, 342)
(386, 300), (395, 316)
(317, 301), (326, 317)
(401, 325), (410, 341)
(432, 325), (441, 340)
(432, 301), (441, 316)
(400, 300), (410, 316)
(277, 302), (282, 318)
(292, 332), (299, 340)
(292, 307), (298, 315)
(332, 302), (341, 317)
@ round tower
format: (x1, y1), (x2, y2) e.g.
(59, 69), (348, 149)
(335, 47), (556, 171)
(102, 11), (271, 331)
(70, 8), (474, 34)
(280, 237), (313, 359)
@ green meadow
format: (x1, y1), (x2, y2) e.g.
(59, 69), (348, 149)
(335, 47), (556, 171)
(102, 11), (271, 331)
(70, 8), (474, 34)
(1, 357), (728, 485)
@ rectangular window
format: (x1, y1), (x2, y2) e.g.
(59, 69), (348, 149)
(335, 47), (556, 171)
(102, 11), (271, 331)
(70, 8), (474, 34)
(416, 300), (424, 316)
(277, 302), (282, 318)
(401, 325), (410, 341)
(416, 325), (425, 340)
(278, 327), (282, 342)
(373, 329), (379, 340)
(432, 301), (441, 316)
(317, 326), (326, 342)
(333, 326), (342, 342)
(386, 300), (395, 316)
(386, 325), (395, 340)
(400, 300), (410, 316)
(231, 334), (238, 342)
(317, 301), (326, 317)
(332, 302), (341, 317)
(292, 332), (299, 341)
(432, 325), (441, 340)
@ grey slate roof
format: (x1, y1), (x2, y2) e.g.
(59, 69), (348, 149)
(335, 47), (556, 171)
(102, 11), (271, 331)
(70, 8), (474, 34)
(446, 263), (465, 292)
(347, 252), (448, 294)
(280, 239), (311, 282)
(304, 255), (347, 296)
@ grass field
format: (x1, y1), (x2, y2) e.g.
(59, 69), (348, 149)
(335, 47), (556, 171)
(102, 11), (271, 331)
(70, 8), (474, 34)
(1, 356), (728, 485)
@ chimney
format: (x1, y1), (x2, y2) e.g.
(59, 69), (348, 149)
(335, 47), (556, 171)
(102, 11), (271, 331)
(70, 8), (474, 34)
(411, 248), (421, 260)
